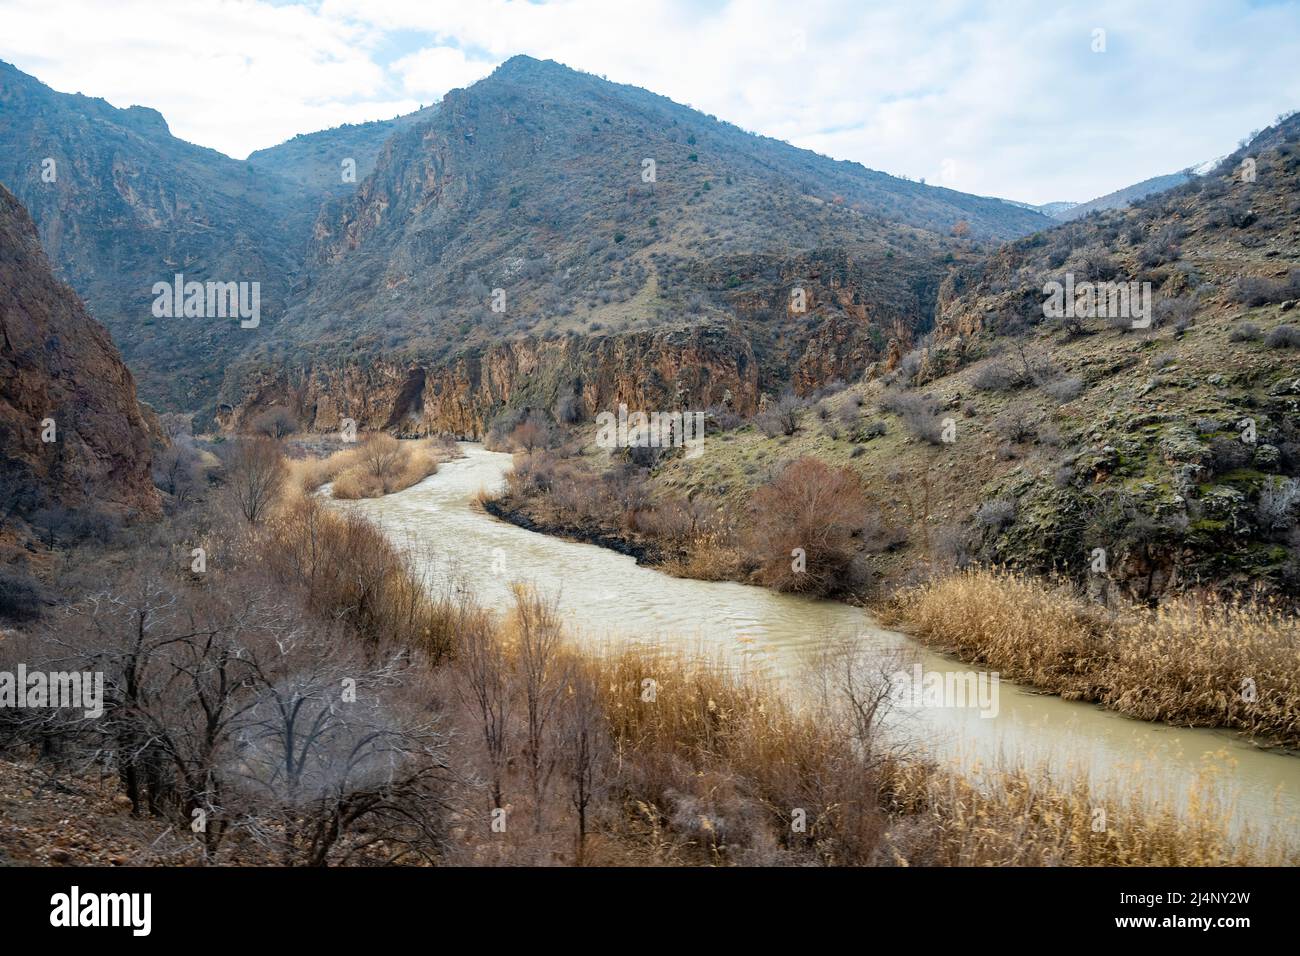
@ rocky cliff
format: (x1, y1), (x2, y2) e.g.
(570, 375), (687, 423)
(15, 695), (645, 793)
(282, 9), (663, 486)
(220, 320), (760, 437)
(0, 185), (157, 514)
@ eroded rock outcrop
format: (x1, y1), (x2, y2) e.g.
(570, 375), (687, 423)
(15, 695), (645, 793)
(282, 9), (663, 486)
(0, 185), (157, 514)
(221, 322), (760, 438)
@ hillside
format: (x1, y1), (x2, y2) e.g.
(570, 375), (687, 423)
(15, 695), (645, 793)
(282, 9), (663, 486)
(1057, 169), (1195, 221)
(246, 105), (438, 198)
(219, 55), (1054, 436)
(0, 184), (157, 519)
(0, 60), (315, 411)
(517, 112), (1300, 603)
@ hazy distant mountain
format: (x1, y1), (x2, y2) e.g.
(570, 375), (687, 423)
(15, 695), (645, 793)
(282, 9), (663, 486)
(1035, 200), (1079, 218)
(1055, 170), (1197, 220)
(1005, 198), (1079, 218)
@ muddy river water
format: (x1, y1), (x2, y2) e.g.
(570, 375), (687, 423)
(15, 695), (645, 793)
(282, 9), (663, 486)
(341, 444), (1300, 835)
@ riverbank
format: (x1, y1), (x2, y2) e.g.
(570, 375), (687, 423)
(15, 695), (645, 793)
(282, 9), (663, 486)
(885, 568), (1300, 750)
(277, 467), (1300, 864)
(485, 447), (1300, 748)
(480, 497), (663, 564)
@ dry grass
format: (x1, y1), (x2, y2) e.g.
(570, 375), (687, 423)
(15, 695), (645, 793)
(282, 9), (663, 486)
(286, 434), (456, 499)
(259, 494), (471, 662)
(435, 588), (1298, 866)
(886, 568), (1300, 746)
(886, 758), (1295, 866)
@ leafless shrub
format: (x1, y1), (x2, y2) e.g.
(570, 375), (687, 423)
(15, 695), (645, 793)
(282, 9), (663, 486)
(976, 498), (1017, 531)
(970, 359), (1027, 392)
(992, 411), (1036, 444)
(152, 435), (205, 507)
(233, 635), (452, 865)
(756, 392), (805, 437)
(1154, 296), (1198, 333)
(251, 406), (298, 440)
(221, 437), (286, 524)
(1041, 375), (1083, 403)
(880, 390), (944, 445)
(746, 458), (873, 595)
(1266, 324), (1300, 348)
(1257, 477), (1300, 532)
(1232, 270), (1300, 307)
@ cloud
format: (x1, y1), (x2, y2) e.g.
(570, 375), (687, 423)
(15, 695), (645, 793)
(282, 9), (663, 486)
(1, 0), (1297, 203)
(392, 46), (494, 100)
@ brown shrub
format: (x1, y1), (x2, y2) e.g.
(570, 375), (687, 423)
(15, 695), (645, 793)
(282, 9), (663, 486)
(746, 457), (871, 595)
(221, 437), (286, 524)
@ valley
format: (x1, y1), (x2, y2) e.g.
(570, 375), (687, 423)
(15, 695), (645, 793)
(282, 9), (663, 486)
(1, 35), (1297, 877)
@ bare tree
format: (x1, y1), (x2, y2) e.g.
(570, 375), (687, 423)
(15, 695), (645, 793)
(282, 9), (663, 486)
(234, 637), (452, 866)
(222, 437), (285, 524)
(455, 610), (513, 811)
(359, 434), (403, 492)
(511, 585), (568, 833)
(251, 406), (298, 440)
(511, 413), (551, 452)
(561, 661), (608, 863)
(152, 435), (205, 506)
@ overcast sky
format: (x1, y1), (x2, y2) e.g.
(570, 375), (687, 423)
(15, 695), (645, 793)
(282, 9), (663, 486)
(2, 0), (1298, 205)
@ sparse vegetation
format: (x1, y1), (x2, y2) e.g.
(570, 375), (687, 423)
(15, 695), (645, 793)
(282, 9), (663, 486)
(888, 568), (1300, 747)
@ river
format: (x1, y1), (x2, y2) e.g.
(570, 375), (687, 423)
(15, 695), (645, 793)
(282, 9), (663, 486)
(341, 443), (1300, 835)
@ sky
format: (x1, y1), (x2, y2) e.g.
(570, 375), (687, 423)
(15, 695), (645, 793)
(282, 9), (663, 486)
(1, 0), (1298, 205)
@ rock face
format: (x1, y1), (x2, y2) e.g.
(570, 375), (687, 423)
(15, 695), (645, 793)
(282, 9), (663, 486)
(2, 54), (1055, 430)
(221, 322), (761, 438)
(219, 55), (1045, 428)
(0, 185), (156, 514)
(0, 60), (416, 413)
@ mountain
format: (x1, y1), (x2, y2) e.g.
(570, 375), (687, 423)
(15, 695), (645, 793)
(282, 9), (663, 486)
(921, 113), (1300, 595)
(246, 105), (438, 199)
(1006, 199), (1079, 218)
(1056, 170), (1196, 221)
(0, 184), (157, 517)
(0, 55), (1061, 436)
(643, 111), (1300, 601)
(0, 59), (314, 411)
(1036, 201), (1079, 218)
(218, 55), (1055, 436)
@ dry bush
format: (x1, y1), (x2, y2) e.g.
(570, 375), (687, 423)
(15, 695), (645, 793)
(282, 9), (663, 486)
(152, 435), (206, 508)
(886, 760), (1291, 866)
(221, 437), (286, 524)
(288, 436), (445, 499)
(251, 406), (298, 439)
(13, 558), (454, 865)
(486, 409), (553, 452)
(438, 606), (1296, 866)
(262, 495), (461, 661)
(887, 568), (1300, 746)
(762, 392), (805, 436)
(746, 457), (872, 595)
(879, 389), (945, 445)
